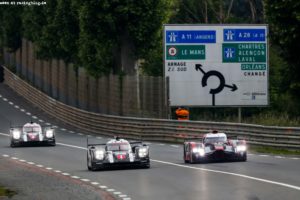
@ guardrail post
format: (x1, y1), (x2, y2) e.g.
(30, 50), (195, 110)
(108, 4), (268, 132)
(238, 107), (242, 123)
(0, 65), (4, 82)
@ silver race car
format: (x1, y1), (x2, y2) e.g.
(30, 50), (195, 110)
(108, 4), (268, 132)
(87, 137), (150, 171)
(10, 121), (56, 147)
(184, 131), (247, 163)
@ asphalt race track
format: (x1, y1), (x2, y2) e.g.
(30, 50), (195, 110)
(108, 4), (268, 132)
(0, 83), (300, 200)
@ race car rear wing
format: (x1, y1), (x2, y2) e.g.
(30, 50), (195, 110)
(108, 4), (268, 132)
(86, 137), (144, 147)
(86, 137), (105, 147)
(183, 136), (203, 142)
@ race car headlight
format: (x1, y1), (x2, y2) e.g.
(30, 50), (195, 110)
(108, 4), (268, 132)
(192, 148), (205, 156)
(236, 145), (247, 152)
(94, 150), (105, 160)
(138, 147), (148, 158)
(45, 130), (54, 138)
(12, 130), (21, 139)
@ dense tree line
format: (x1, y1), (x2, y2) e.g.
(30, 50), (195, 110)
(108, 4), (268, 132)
(1, 0), (173, 76)
(0, 0), (299, 121)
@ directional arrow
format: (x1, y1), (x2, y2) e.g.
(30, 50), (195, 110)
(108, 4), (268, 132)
(225, 84), (238, 91)
(195, 64), (238, 106)
(195, 64), (206, 74)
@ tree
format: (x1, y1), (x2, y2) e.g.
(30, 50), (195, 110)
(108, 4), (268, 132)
(265, 0), (300, 100)
(78, 0), (173, 76)
(172, 0), (264, 24)
(0, 6), (23, 52)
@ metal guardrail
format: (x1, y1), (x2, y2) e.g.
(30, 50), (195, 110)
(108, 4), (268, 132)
(3, 66), (300, 150)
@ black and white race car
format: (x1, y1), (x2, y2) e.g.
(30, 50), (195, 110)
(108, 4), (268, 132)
(183, 131), (247, 163)
(87, 137), (150, 171)
(9, 121), (56, 147)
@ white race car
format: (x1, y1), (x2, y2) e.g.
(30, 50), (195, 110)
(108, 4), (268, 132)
(10, 121), (56, 147)
(184, 131), (247, 163)
(87, 137), (150, 171)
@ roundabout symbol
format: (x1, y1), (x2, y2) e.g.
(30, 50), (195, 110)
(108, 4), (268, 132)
(195, 64), (238, 106)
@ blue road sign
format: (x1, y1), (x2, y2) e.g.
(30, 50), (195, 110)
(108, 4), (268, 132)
(166, 30), (216, 43)
(223, 29), (266, 42)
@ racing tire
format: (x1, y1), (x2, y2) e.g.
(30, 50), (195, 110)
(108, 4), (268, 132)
(87, 153), (97, 171)
(190, 154), (195, 164)
(183, 151), (189, 163)
(142, 162), (150, 169)
(240, 153), (247, 162)
(10, 141), (16, 148)
(48, 141), (56, 146)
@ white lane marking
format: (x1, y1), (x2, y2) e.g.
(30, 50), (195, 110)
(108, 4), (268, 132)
(69, 131), (75, 133)
(61, 128), (66, 131)
(96, 137), (102, 139)
(291, 157), (299, 160)
(1, 151), (124, 196)
(158, 144), (165, 146)
(152, 159), (300, 191)
(52, 126), (58, 128)
(20, 109), (25, 112)
(0, 94), (2, 97)
(87, 135), (92, 137)
(259, 155), (269, 157)
(119, 195), (127, 197)
(123, 198), (131, 200)
(39, 119), (44, 123)
(14, 105), (20, 109)
(3, 98), (8, 101)
(55, 140), (300, 192)
(57, 142), (87, 150)
(1, 133), (300, 192)
(11, 157), (18, 160)
(32, 116), (38, 119)
(171, 145), (179, 148)
(275, 156), (284, 159)
(26, 112), (31, 115)
(78, 133), (83, 136)
(9, 102), (14, 105)
(45, 123), (51, 126)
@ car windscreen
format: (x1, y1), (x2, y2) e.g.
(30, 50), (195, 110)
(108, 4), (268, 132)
(204, 136), (226, 144)
(23, 127), (40, 132)
(106, 143), (130, 151)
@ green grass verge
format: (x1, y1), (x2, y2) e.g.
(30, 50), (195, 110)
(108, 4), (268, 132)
(249, 146), (300, 156)
(0, 186), (16, 198)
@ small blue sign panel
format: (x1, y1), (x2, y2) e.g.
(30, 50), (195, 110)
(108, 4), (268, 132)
(224, 47), (236, 60)
(223, 29), (266, 42)
(166, 30), (216, 43)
